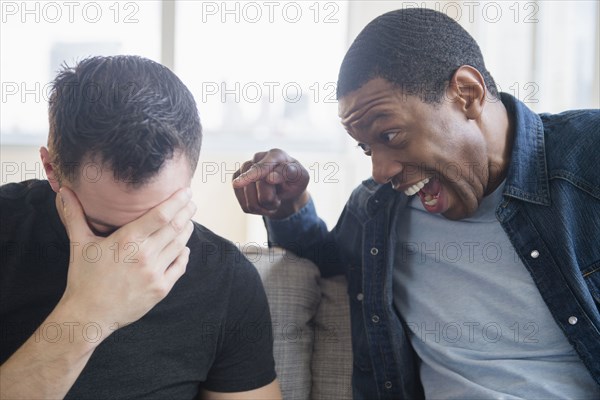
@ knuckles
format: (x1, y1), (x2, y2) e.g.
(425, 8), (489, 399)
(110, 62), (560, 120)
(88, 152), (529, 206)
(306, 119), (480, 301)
(169, 218), (185, 233)
(241, 160), (254, 171)
(252, 151), (268, 162)
(246, 204), (263, 214)
(133, 251), (148, 266)
(258, 196), (280, 210)
(175, 227), (193, 247)
(155, 208), (171, 225)
(148, 279), (170, 299)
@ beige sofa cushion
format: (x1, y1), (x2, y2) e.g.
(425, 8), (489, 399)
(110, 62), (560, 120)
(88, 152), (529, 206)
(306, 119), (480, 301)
(311, 274), (353, 400)
(249, 247), (352, 400)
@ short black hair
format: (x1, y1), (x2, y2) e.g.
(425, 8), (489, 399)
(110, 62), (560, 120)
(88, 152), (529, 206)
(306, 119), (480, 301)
(48, 55), (202, 186)
(337, 8), (498, 102)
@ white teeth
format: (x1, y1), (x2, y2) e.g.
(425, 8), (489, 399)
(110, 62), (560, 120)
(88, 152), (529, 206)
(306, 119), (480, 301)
(405, 186), (418, 196)
(403, 178), (429, 196)
(424, 198), (438, 206)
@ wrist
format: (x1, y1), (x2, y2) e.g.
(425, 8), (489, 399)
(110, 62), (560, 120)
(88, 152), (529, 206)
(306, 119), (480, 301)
(47, 301), (112, 352)
(270, 191), (310, 220)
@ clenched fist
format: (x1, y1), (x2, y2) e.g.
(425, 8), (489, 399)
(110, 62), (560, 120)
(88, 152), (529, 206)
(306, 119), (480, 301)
(232, 149), (310, 219)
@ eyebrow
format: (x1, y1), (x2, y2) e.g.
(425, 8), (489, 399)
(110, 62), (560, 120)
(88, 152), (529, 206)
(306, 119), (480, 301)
(348, 110), (393, 132)
(346, 113), (396, 142)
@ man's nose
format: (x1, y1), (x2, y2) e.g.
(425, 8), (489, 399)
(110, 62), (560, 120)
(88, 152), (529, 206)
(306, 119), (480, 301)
(371, 149), (402, 185)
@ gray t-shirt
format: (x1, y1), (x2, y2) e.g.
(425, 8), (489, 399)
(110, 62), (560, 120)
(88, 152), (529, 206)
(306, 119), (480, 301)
(393, 181), (599, 398)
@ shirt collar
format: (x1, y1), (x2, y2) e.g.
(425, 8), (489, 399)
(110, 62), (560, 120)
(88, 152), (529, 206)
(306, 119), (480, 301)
(363, 178), (398, 216)
(501, 92), (551, 206)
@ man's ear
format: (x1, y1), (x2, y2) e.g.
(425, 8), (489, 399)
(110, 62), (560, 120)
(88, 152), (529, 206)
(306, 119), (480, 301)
(447, 65), (487, 120)
(39, 147), (61, 193)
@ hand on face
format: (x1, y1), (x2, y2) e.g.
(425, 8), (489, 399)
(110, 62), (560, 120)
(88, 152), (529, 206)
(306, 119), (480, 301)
(232, 148), (310, 219)
(55, 186), (196, 333)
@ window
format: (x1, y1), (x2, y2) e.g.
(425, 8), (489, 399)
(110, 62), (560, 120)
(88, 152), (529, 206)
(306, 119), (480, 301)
(469, 0), (599, 113)
(174, 1), (349, 151)
(1, 0), (161, 144)
(3, 1), (596, 146)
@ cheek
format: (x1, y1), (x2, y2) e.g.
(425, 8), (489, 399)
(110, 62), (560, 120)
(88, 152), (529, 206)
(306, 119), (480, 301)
(72, 194), (97, 220)
(443, 124), (487, 176)
(422, 131), (487, 190)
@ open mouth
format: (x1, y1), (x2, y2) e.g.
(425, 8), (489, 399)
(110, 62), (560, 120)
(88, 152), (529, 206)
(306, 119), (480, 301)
(402, 178), (429, 196)
(401, 177), (445, 213)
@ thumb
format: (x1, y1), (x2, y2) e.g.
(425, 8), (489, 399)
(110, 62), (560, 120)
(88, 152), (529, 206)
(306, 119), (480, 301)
(58, 187), (93, 240)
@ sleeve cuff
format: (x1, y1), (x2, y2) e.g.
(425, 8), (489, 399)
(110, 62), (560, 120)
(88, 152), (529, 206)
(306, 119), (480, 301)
(264, 197), (318, 247)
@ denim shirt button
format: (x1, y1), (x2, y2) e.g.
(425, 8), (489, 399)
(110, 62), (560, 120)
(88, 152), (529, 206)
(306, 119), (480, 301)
(370, 247), (379, 255)
(371, 315), (380, 323)
(384, 381), (392, 389)
(530, 250), (540, 258)
(356, 293), (364, 301)
(568, 316), (578, 325)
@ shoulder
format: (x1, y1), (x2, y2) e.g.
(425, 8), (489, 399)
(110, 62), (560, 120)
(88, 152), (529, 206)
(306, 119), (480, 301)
(541, 109), (600, 197)
(189, 223), (253, 268)
(185, 225), (272, 356)
(1, 180), (55, 239)
(157, 222), (267, 330)
(541, 108), (599, 135)
(542, 109), (599, 155)
(0, 179), (52, 205)
(187, 222), (261, 288)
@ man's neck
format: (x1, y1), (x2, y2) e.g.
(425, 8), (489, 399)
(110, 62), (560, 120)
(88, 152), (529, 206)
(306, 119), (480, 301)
(482, 96), (515, 196)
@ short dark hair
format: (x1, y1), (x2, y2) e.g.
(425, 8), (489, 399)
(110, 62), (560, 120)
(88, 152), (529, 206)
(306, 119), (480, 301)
(337, 8), (498, 102)
(48, 55), (202, 186)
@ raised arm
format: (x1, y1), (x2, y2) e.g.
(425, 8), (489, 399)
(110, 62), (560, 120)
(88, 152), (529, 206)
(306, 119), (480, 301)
(232, 149), (346, 276)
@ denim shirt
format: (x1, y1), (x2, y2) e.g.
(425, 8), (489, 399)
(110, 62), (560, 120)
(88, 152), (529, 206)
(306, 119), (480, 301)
(266, 93), (600, 399)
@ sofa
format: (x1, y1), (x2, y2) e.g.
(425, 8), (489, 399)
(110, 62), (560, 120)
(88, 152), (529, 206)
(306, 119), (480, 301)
(246, 247), (353, 400)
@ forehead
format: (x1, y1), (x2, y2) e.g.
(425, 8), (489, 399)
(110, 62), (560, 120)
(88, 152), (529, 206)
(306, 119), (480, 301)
(338, 78), (422, 133)
(69, 155), (192, 229)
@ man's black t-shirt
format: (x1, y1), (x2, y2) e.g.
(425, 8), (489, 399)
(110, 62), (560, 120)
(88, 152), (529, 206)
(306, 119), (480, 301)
(0, 180), (276, 399)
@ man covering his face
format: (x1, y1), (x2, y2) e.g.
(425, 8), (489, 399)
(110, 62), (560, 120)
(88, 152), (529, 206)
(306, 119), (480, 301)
(1, 55), (281, 400)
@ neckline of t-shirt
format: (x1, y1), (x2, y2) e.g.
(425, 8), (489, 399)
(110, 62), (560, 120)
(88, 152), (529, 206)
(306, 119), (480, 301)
(407, 179), (507, 223)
